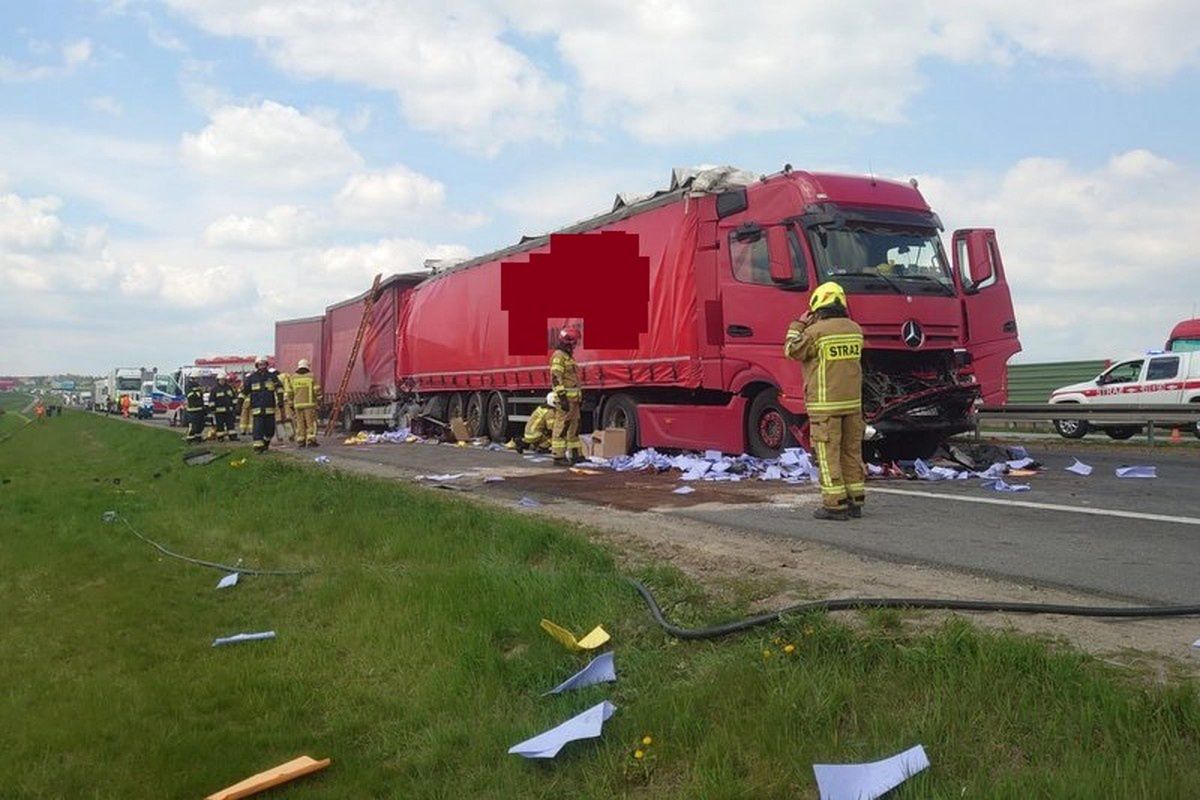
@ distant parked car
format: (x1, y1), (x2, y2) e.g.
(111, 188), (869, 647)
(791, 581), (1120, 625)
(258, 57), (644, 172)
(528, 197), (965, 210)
(1049, 351), (1200, 439)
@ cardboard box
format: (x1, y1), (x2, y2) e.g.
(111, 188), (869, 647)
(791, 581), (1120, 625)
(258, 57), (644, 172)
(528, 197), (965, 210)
(449, 417), (470, 442)
(589, 427), (628, 459)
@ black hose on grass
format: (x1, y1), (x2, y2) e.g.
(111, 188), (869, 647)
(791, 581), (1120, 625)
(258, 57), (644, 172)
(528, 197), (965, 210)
(113, 514), (312, 576)
(627, 578), (1200, 640)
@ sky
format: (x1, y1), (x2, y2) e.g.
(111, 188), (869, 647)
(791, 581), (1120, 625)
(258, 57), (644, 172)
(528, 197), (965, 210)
(1, 0), (1198, 374)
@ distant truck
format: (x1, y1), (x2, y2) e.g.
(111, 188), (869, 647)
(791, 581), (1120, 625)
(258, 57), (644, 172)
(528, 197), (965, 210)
(100, 368), (143, 407)
(1049, 349), (1200, 439)
(1167, 318), (1200, 352)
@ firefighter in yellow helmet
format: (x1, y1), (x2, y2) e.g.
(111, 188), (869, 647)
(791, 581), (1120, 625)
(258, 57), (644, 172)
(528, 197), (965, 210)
(514, 392), (557, 453)
(784, 282), (866, 520)
(550, 326), (583, 465)
(289, 358), (322, 448)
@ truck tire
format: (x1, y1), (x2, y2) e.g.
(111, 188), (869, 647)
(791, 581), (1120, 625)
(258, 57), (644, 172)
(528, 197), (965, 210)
(1104, 426), (1139, 440)
(746, 388), (796, 459)
(465, 392), (487, 438)
(446, 393), (465, 425)
(485, 392), (509, 442)
(1052, 404), (1089, 439)
(341, 405), (360, 433)
(600, 393), (639, 454)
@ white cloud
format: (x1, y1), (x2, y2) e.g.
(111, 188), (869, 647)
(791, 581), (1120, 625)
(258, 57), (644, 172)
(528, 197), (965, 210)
(203, 205), (319, 248)
(180, 100), (363, 187)
(494, 165), (663, 233)
(162, 0), (564, 154)
(0, 193), (67, 250)
(88, 96), (124, 117)
(0, 38), (93, 82)
(917, 149), (1200, 361)
(311, 238), (473, 281)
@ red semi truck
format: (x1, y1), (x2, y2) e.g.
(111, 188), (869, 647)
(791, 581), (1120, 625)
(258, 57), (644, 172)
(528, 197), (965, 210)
(278, 166), (1021, 457)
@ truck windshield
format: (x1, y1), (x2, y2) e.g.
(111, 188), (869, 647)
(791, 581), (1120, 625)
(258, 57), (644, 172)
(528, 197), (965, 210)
(117, 377), (141, 391)
(1169, 338), (1200, 352)
(806, 224), (954, 296)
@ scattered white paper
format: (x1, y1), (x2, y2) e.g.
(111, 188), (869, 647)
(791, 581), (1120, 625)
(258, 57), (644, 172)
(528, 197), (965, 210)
(1008, 445), (1030, 460)
(761, 465), (782, 481)
(1005, 457), (1035, 470)
(508, 700), (616, 759)
(517, 496), (542, 508)
(981, 478), (1031, 493)
(813, 744), (930, 800)
(483, 475), (506, 483)
(703, 449), (722, 461)
(313, 455), (331, 465)
(866, 463), (884, 476)
(1191, 638), (1200, 648)
(212, 630), (276, 647)
(216, 572), (239, 590)
(1065, 458), (1093, 476)
(672, 486), (695, 495)
(420, 473), (465, 481)
(544, 652), (617, 695)
(1116, 465), (1156, 479)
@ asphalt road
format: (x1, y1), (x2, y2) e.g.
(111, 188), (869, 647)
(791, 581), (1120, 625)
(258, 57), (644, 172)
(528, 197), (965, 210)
(126, 411), (1200, 605)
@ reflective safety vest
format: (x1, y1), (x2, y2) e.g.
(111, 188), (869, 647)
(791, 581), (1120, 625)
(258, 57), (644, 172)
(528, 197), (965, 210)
(185, 387), (205, 413)
(784, 315), (864, 415)
(524, 405), (555, 441)
(550, 349), (581, 399)
(289, 372), (321, 409)
(241, 369), (282, 416)
(210, 383), (236, 413)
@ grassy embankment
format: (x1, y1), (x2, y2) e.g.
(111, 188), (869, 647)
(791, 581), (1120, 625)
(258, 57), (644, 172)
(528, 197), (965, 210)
(2, 411), (1199, 798)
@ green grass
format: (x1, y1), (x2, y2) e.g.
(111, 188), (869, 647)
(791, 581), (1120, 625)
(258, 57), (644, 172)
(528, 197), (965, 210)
(3, 412), (1200, 798)
(0, 391), (33, 434)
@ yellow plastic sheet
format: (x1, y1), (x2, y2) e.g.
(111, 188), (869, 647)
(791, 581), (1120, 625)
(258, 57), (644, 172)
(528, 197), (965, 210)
(205, 755), (330, 800)
(540, 619), (610, 651)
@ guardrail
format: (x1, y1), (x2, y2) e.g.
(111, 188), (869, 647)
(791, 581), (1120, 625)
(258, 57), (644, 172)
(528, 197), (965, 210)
(978, 404), (1200, 443)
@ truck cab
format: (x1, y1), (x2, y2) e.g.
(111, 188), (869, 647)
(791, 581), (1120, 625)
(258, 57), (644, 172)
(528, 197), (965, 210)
(1049, 350), (1200, 439)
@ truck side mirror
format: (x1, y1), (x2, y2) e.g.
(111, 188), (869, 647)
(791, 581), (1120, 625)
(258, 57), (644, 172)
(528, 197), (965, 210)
(767, 226), (793, 283)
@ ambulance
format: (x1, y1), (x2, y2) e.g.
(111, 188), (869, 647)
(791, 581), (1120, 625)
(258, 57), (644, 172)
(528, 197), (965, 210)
(1049, 349), (1200, 439)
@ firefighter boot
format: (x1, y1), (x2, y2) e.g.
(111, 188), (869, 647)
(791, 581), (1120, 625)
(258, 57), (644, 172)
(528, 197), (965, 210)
(847, 502), (863, 519)
(812, 507), (849, 521)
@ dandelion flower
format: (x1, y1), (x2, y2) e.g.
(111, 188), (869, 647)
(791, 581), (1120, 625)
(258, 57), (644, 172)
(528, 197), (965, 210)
(642, 735), (653, 746)
(763, 649), (772, 659)
(634, 749), (645, 759)
(783, 643), (796, 654)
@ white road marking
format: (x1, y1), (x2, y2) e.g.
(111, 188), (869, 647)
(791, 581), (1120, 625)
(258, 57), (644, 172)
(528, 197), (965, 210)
(871, 486), (1200, 527)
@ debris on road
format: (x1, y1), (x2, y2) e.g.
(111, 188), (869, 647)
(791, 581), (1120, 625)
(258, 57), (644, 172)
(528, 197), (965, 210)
(588, 447), (819, 484)
(183, 449), (223, 466)
(204, 755), (331, 800)
(1116, 465), (1157, 479)
(517, 496), (542, 508)
(543, 651), (617, 695)
(313, 455), (331, 465)
(216, 572), (239, 589)
(508, 700), (617, 759)
(1065, 458), (1093, 476)
(540, 619), (610, 651)
(981, 477), (1031, 493)
(672, 486), (696, 495)
(212, 630), (276, 647)
(416, 473), (465, 482)
(483, 475), (505, 483)
(812, 744), (930, 800)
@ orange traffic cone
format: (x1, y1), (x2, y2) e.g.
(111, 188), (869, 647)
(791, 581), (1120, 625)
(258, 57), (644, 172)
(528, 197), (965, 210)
(1170, 427), (1182, 444)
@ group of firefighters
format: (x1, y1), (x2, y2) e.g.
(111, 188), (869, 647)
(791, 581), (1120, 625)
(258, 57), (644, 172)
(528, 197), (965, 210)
(178, 280), (863, 521)
(518, 280), (865, 521)
(183, 356), (322, 453)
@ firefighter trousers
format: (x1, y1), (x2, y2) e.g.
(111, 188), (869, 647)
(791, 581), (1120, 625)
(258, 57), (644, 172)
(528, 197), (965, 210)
(185, 411), (205, 442)
(239, 401), (252, 434)
(294, 407), (318, 444)
(213, 410), (236, 440)
(252, 413), (277, 451)
(810, 413), (866, 510)
(550, 398), (582, 458)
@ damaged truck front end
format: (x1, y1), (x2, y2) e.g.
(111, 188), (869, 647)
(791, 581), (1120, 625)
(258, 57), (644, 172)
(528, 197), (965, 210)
(862, 349), (980, 459)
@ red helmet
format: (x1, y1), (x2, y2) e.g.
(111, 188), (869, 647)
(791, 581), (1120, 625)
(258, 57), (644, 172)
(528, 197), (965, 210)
(559, 327), (580, 345)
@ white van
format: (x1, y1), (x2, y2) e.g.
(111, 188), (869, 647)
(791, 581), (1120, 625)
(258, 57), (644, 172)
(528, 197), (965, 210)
(1049, 351), (1200, 439)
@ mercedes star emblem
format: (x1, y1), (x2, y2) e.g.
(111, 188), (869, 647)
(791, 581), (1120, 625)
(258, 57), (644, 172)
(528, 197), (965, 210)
(901, 320), (924, 349)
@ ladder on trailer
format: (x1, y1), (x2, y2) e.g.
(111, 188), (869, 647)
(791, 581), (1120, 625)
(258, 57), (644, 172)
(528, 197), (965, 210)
(324, 273), (382, 438)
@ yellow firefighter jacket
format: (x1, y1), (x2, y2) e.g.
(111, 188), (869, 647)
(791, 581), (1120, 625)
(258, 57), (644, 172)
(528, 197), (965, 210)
(523, 405), (555, 443)
(550, 349), (581, 399)
(783, 315), (864, 415)
(289, 372), (321, 409)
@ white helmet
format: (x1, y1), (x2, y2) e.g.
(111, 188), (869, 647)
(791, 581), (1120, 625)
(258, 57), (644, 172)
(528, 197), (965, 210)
(297, 358), (311, 370)
(216, 371), (228, 381)
(545, 391), (558, 409)
(255, 355), (269, 366)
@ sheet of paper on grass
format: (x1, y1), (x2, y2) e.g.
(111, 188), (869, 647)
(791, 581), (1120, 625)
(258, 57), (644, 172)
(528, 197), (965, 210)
(540, 619), (610, 651)
(813, 744), (930, 800)
(544, 651), (616, 695)
(1115, 465), (1156, 479)
(205, 755), (330, 800)
(518, 496), (542, 508)
(212, 630), (276, 647)
(216, 572), (239, 589)
(1065, 458), (1093, 476)
(508, 700), (616, 759)
(673, 486), (695, 495)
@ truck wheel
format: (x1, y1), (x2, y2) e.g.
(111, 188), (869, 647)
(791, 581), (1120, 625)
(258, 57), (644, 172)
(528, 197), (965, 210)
(746, 388), (796, 459)
(446, 393), (465, 425)
(1104, 426), (1139, 440)
(485, 392), (509, 442)
(341, 405), (360, 433)
(465, 392), (487, 438)
(600, 393), (639, 454)
(1053, 405), (1089, 439)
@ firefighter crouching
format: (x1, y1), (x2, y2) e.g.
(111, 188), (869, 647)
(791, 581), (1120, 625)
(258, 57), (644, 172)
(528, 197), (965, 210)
(242, 356), (284, 453)
(550, 327), (583, 465)
(289, 359), (321, 448)
(183, 380), (206, 444)
(513, 392), (557, 453)
(784, 281), (866, 521)
(210, 372), (237, 441)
